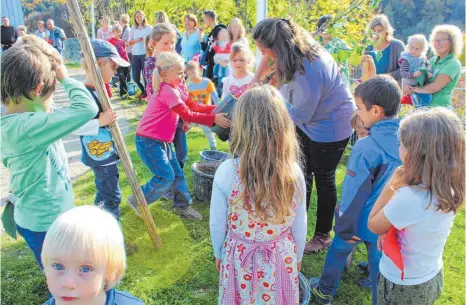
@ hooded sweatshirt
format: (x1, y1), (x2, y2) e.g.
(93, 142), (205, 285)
(334, 118), (401, 242)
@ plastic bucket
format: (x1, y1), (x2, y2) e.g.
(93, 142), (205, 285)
(200, 150), (232, 162)
(299, 272), (311, 305)
(191, 161), (222, 202)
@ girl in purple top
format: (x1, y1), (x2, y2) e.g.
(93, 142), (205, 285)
(253, 18), (355, 253)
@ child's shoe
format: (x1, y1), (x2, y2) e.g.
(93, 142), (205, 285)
(310, 277), (333, 305)
(175, 206), (202, 220)
(127, 194), (141, 217)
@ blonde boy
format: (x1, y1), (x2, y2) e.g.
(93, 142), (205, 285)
(42, 206), (144, 305)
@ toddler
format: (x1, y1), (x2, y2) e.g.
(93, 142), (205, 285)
(213, 28), (232, 95)
(42, 206), (145, 304)
(185, 60), (218, 150)
(107, 24), (130, 98)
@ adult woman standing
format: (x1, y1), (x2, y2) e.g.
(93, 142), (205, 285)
(128, 10), (152, 99)
(97, 16), (112, 41)
(253, 18), (355, 253)
(361, 14), (405, 84)
(405, 25), (463, 107)
(34, 21), (49, 40)
(228, 18), (248, 46)
(180, 14), (202, 62)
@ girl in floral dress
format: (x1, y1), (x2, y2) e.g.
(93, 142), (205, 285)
(210, 85), (307, 305)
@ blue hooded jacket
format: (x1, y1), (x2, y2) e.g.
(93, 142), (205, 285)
(334, 118), (401, 242)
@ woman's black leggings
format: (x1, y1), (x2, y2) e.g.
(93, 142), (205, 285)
(131, 54), (146, 93)
(296, 127), (350, 235)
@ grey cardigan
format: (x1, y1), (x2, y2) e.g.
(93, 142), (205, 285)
(386, 39), (406, 84)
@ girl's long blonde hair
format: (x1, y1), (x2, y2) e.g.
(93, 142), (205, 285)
(230, 85), (302, 224)
(399, 107), (465, 213)
(152, 52), (184, 94)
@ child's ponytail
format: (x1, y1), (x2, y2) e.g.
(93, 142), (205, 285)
(152, 52), (184, 95)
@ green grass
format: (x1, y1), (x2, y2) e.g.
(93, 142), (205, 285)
(1, 113), (464, 305)
(64, 62), (81, 69)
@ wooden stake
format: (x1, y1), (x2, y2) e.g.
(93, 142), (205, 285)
(64, 0), (162, 248)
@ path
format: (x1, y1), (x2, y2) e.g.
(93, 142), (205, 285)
(0, 69), (143, 202)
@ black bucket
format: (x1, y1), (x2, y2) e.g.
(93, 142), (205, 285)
(200, 150), (232, 162)
(191, 161), (222, 202)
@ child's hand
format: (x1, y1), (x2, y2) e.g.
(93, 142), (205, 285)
(215, 258), (221, 272)
(413, 71), (422, 77)
(346, 235), (361, 244)
(182, 121), (192, 132)
(99, 108), (117, 127)
(55, 64), (69, 82)
(389, 166), (408, 191)
(377, 233), (386, 251)
(215, 113), (231, 128)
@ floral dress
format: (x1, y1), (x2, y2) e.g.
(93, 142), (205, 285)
(144, 56), (156, 101)
(218, 164), (300, 305)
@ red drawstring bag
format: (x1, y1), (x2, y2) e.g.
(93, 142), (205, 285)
(383, 227), (405, 280)
(401, 95), (413, 105)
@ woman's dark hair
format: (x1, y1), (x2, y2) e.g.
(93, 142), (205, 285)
(252, 18), (323, 85)
(317, 14), (332, 30)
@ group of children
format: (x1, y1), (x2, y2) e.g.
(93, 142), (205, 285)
(1, 22), (464, 305)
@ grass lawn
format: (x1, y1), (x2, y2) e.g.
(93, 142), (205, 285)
(1, 109), (464, 305)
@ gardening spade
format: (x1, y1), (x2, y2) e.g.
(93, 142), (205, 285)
(64, 0), (162, 248)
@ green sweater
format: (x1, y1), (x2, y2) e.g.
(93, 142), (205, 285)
(1, 78), (98, 232)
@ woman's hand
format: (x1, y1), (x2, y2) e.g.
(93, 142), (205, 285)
(215, 258), (221, 272)
(214, 113), (231, 128)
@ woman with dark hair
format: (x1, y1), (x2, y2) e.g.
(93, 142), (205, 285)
(253, 18), (355, 253)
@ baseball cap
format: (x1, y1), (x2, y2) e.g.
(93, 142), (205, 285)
(90, 39), (130, 67)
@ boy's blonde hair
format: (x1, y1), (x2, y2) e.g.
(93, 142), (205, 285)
(230, 42), (255, 67)
(430, 24), (464, 57)
(407, 34), (429, 56)
(1, 35), (61, 105)
(152, 52), (184, 94)
(399, 107), (465, 213)
(368, 14), (394, 41)
(151, 22), (176, 44)
(230, 85), (302, 224)
(112, 23), (122, 33)
(41, 206), (126, 290)
(185, 60), (200, 73)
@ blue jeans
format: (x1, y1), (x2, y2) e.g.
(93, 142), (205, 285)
(319, 235), (381, 305)
(131, 54), (146, 93)
(92, 163), (121, 219)
(135, 135), (191, 208)
(16, 225), (47, 269)
(173, 120), (188, 168)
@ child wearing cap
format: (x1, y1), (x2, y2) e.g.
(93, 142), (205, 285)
(0, 35), (98, 268)
(42, 206), (145, 305)
(73, 39), (130, 220)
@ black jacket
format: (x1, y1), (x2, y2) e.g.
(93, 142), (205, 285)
(1, 26), (18, 46)
(201, 23), (227, 79)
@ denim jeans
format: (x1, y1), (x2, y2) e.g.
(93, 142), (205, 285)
(296, 127), (350, 234)
(135, 135), (191, 208)
(173, 120), (188, 168)
(131, 54), (146, 93)
(16, 225), (47, 269)
(92, 163), (121, 219)
(319, 235), (381, 305)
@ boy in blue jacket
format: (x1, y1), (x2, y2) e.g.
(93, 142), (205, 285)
(310, 75), (402, 305)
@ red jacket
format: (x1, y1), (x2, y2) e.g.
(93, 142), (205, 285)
(107, 37), (129, 62)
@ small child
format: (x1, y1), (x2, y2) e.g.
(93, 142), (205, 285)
(210, 85), (307, 304)
(107, 24), (130, 98)
(0, 35), (98, 268)
(221, 43), (254, 101)
(143, 35), (156, 102)
(310, 75), (402, 305)
(74, 39), (130, 220)
(128, 52), (229, 220)
(185, 60), (218, 150)
(368, 108), (464, 305)
(398, 34), (433, 107)
(213, 28), (232, 95)
(41, 206), (145, 305)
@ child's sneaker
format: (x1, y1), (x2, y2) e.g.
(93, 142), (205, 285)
(127, 194), (141, 217)
(310, 277), (333, 305)
(175, 206), (202, 220)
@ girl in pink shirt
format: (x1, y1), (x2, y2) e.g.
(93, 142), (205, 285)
(128, 52), (229, 220)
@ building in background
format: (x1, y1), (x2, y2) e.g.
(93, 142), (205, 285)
(1, 0), (24, 26)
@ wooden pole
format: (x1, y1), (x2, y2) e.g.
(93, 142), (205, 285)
(64, 0), (162, 248)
